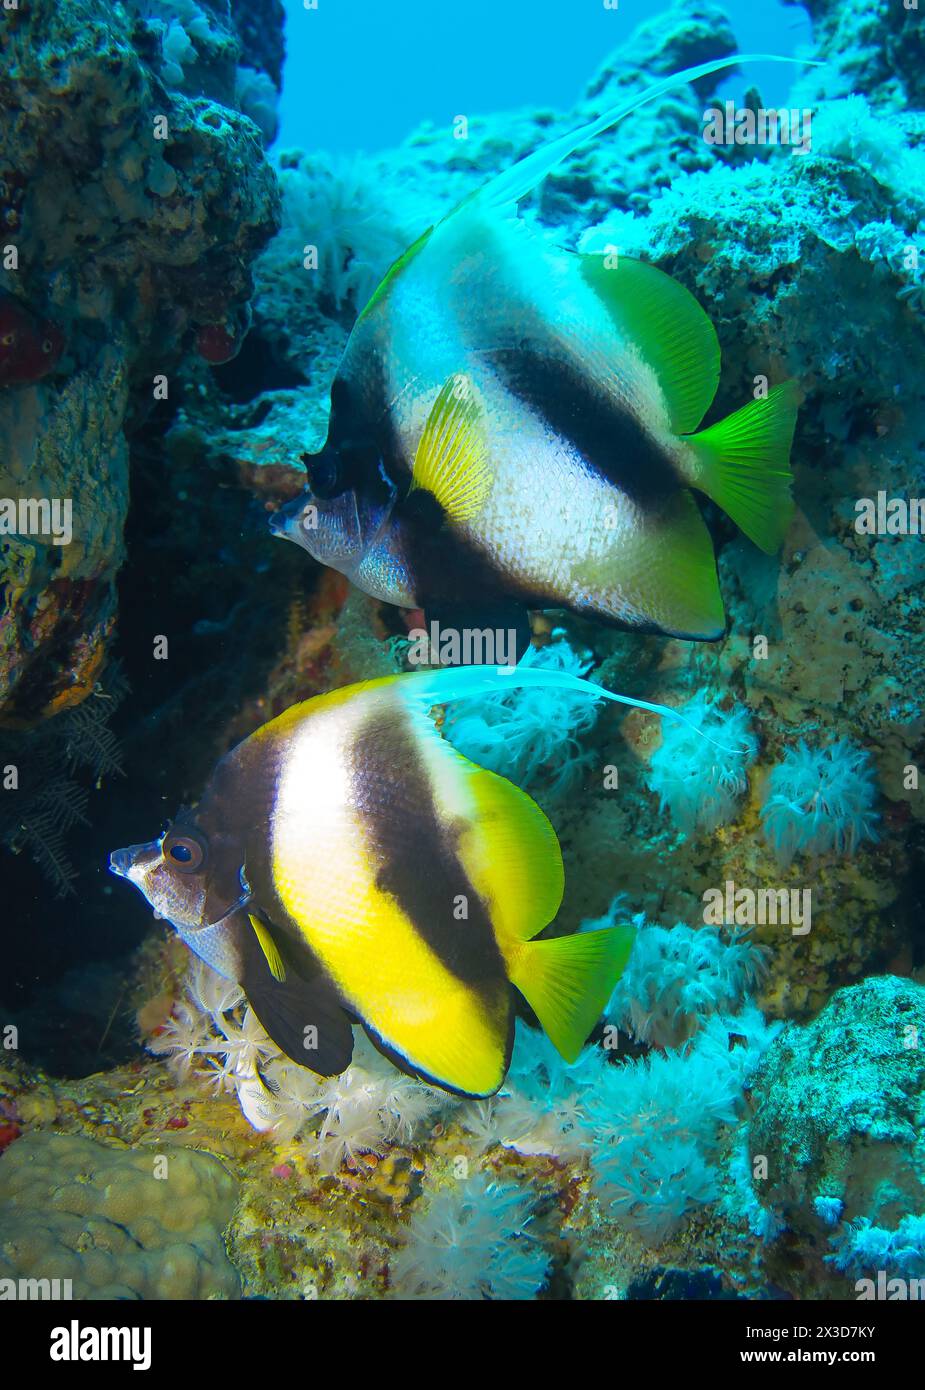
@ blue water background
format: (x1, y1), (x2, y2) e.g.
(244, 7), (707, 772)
(276, 0), (813, 154)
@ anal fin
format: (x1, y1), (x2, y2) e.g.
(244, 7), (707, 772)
(586, 489), (725, 640)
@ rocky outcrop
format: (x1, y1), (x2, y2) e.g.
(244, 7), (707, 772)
(0, 0), (280, 723)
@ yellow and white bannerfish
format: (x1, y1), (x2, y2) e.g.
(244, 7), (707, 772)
(271, 53), (809, 641)
(108, 664), (725, 1095)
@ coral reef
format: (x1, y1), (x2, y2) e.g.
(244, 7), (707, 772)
(0, 0), (280, 723)
(786, 0), (925, 109)
(0, 661), (128, 895)
(1, 0), (924, 1308)
(745, 976), (925, 1294)
(0, 1130), (239, 1298)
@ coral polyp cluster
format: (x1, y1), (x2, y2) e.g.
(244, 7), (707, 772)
(603, 911), (768, 1046)
(148, 960), (443, 1168)
(443, 637), (601, 797)
(760, 738), (880, 865)
(390, 1174), (550, 1301)
(646, 688), (758, 833)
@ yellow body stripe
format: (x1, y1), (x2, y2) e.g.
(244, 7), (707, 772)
(268, 686), (508, 1095)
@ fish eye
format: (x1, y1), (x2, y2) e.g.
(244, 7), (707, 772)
(1, 331), (15, 347)
(42, 338), (54, 355)
(306, 449), (342, 500)
(162, 832), (206, 872)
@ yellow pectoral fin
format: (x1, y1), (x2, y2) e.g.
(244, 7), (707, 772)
(409, 372), (491, 525)
(249, 913), (287, 983)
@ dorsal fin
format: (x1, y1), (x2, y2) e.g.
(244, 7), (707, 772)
(448, 752), (565, 950)
(357, 224), (433, 322)
(580, 254), (720, 434)
(357, 56), (817, 314)
(456, 54), (818, 220)
(396, 659), (746, 755)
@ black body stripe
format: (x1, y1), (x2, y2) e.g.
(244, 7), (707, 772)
(350, 709), (507, 988)
(490, 345), (678, 501)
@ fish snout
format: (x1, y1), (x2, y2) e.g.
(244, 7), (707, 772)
(108, 839), (160, 881)
(108, 846), (135, 878)
(268, 493), (309, 545)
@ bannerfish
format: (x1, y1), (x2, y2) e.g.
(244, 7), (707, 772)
(271, 54), (806, 642)
(108, 664), (723, 1096)
(0, 291), (65, 387)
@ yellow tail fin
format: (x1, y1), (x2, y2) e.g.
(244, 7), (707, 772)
(684, 380), (798, 553)
(509, 925), (635, 1063)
